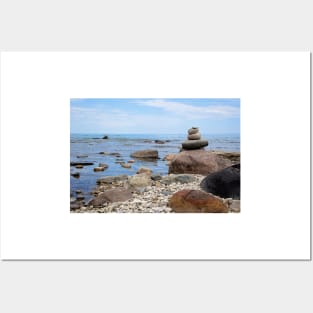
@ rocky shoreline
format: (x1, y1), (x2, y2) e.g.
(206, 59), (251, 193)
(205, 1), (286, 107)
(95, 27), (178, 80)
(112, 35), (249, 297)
(71, 172), (240, 213)
(70, 128), (240, 213)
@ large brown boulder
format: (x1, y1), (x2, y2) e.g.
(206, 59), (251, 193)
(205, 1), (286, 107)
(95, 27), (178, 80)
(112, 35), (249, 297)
(130, 149), (158, 159)
(169, 189), (228, 213)
(89, 188), (132, 207)
(168, 150), (232, 175)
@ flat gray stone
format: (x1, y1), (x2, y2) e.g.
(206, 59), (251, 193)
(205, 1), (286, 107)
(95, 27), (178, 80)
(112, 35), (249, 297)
(182, 140), (208, 150)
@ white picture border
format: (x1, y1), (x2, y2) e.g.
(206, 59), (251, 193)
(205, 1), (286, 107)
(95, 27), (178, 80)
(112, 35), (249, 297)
(0, 52), (310, 260)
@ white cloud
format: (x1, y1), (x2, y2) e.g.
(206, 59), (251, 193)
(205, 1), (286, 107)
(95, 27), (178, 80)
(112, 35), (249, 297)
(136, 99), (239, 119)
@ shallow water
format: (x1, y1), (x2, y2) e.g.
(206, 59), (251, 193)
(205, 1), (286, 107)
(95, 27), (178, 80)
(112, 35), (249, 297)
(70, 133), (240, 201)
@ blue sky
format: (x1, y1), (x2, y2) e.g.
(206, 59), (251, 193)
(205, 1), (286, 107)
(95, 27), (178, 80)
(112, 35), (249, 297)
(70, 98), (240, 134)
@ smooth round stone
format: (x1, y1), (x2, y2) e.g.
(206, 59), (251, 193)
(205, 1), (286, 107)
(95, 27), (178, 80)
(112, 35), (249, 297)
(94, 167), (105, 172)
(121, 163), (131, 168)
(188, 133), (201, 140)
(188, 127), (199, 135)
(182, 140), (208, 150)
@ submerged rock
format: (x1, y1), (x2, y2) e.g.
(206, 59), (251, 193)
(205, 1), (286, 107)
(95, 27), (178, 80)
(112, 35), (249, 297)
(155, 140), (165, 144)
(76, 154), (88, 158)
(102, 135), (109, 139)
(130, 149), (158, 159)
(96, 175), (128, 184)
(71, 172), (80, 178)
(121, 163), (132, 168)
(70, 162), (94, 166)
(94, 167), (107, 172)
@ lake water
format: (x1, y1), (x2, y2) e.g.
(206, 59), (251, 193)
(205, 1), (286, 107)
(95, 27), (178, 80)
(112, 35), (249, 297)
(70, 133), (240, 201)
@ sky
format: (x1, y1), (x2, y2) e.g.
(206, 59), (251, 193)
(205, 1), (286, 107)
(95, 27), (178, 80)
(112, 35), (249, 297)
(70, 98), (240, 134)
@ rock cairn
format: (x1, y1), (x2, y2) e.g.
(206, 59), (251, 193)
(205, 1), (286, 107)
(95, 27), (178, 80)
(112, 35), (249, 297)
(181, 127), (208, 150)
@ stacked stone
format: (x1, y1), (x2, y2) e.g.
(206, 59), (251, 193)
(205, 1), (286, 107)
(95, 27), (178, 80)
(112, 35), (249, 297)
(181, 127), (208, 150)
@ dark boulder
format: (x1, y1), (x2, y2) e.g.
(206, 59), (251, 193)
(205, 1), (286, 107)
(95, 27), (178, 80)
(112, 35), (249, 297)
(71, 172), (80, 178)
(102, 135), (109, 139)
(200, 164), (240, 199)
(70, 162), (94, 166)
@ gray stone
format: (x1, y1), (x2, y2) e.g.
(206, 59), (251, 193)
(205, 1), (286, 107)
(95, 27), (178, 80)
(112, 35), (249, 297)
(151, 173), (162, 181)
(130, 149), (159, 159)
(128, 173), (151, 189)
(96, 175), (128, 184)
(70, 203), (81, 210)
(88, 188), (132, 207)
(121, 163), (132, 168)
(188, 127), (199, 135)
(182, 140), (208, 150)
(187, 133), (201, 140)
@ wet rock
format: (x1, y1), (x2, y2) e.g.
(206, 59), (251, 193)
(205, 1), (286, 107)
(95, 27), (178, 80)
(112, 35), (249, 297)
(155, 140), (165, 144)
(99, 151), (109, 155)
(200, 164), (240, 199)
(96, 175), (128, 184)
(76, 195), (85, 201)
(76, 154), (88, 158)
(94, 167), (107, 172)
(169, 189), (229, 213)
(76, 190), (82, 194)
(130, 149), (158, 159)
(70, 162), (94, 166)
(89, 188), (132, 207)
(75, 165), (84, 169)
(110, 152), (121, 157)
(121, 163), (132, 168)
(102, 135), (109, 139)
(71, 172), (80, 178)
(169, 150), (232, 175)
(128, 160), (135, 163)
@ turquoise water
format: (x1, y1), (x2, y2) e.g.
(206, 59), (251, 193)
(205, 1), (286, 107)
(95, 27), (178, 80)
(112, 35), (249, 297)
(70, 133), (240, 201)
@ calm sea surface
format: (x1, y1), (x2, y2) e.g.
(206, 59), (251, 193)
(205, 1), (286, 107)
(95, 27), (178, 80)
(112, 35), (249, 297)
(70, 133), (240, 201)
